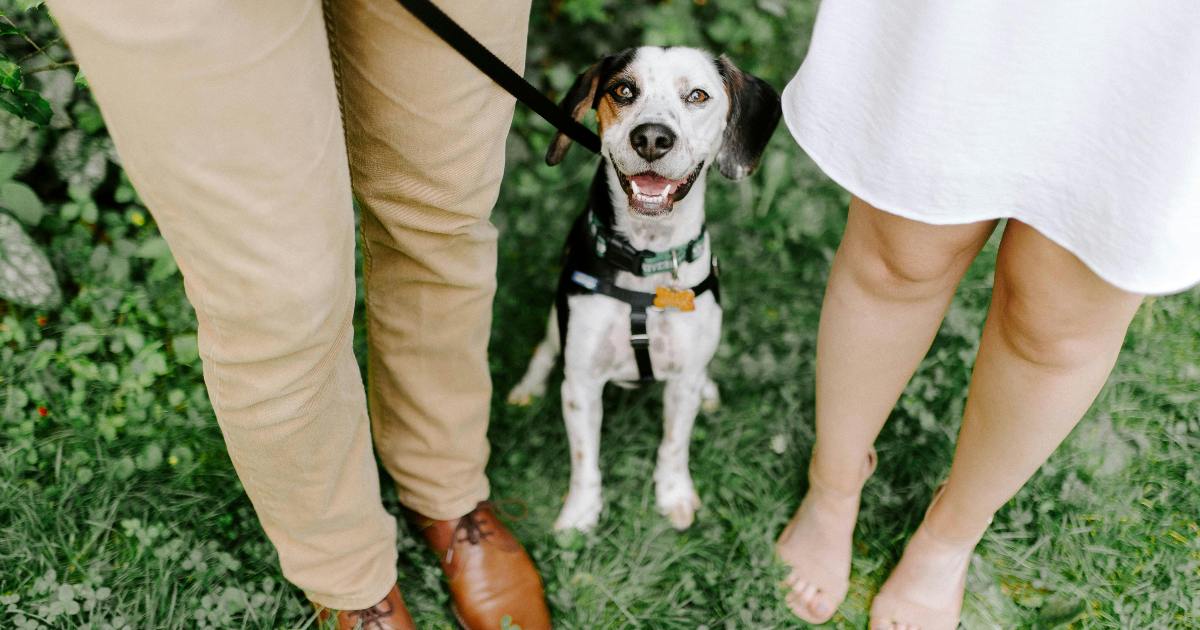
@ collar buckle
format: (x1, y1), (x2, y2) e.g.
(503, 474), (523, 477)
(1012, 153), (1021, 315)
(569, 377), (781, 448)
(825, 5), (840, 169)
(606, 238), (648, 274)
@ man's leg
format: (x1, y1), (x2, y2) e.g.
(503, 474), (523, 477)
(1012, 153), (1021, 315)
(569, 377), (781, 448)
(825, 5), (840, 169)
(326, 0), (528, 520)
(325, 1), (550, 628)
(327, 0), (529, 522)
(48, 0), (397, 610)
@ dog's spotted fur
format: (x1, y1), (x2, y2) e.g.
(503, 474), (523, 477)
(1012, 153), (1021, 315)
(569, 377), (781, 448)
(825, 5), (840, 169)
(509, 47), (781, 532)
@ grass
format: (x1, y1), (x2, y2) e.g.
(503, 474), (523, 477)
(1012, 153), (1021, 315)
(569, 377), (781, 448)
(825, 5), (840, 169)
(4, 128), (1199, 629)
(3, 39), (1200, 630)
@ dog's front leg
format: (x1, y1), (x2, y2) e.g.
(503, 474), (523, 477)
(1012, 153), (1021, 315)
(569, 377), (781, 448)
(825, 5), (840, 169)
(554, 373), (606, 532)
(655, 373), (706, 530)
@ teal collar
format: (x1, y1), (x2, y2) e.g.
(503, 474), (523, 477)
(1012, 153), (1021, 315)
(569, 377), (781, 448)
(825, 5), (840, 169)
(587, 212), (707, 277)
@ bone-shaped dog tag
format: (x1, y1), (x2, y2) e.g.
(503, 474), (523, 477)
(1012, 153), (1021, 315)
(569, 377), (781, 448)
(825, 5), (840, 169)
(654, 286), (696, 312)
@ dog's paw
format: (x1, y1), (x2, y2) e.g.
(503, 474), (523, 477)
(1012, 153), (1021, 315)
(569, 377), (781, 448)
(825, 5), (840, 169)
(655, 476), (701, 530)
(700, 378), (720, 413)
(553, 491), (602, 532)
(505, 382), (544, 406)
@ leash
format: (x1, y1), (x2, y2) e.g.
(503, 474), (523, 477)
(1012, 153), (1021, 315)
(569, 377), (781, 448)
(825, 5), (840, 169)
(394, 0), (602, 155)
(393, 0), (721, 383)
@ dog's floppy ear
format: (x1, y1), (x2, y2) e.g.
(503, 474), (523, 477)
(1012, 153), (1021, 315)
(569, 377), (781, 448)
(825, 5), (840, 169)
(545, 50), (634, 166)
(714, 55), (782, 180)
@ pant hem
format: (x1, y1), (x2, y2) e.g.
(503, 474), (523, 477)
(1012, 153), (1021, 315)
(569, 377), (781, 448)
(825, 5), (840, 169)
(304, 567), (398, 611)
(397, 480), (491, 521)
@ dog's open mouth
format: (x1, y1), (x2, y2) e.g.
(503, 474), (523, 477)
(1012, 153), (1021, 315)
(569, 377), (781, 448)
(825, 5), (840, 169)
(615, 162), (704, 216)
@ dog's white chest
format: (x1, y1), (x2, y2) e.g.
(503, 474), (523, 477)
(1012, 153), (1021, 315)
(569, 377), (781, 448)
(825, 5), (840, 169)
(563, 290), (721, 382)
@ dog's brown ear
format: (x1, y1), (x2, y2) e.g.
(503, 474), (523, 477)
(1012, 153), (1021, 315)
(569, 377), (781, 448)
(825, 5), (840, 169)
(545, 62), (604, 166)
(714, 55), (782, 180)
(546, 50), (636, 166)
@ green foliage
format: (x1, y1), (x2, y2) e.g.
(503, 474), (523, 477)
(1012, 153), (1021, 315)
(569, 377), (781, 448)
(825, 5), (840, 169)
(0, 212), (57, 306)
(1, 2), (1198, 629)
(0, 5), (63, 126)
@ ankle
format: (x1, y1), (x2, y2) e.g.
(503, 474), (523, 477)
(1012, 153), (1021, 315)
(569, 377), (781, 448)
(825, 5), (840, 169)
(807, 448), (875, 497)
(920, 505), (990, 547)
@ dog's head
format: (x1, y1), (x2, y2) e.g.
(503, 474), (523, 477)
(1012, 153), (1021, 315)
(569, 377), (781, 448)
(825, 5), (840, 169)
(547, 47), (782, 217)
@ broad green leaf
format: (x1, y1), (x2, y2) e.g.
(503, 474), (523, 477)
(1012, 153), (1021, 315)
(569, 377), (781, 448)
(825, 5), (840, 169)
(171, 333), (199, 366)
(0, 151), (20, 180)
(0, 59), (21, 91)
(135, 443), (163, 471)
(121, 328), (145, 352)
(0, 88), (51, 125)
(62, 322), (100, 356)
(79, 199), (98, 223)
(0, 180), (44, 224)
(59, 199), (79, 221)
(134, 236), (171, 260)
(0, 211), (60, 308)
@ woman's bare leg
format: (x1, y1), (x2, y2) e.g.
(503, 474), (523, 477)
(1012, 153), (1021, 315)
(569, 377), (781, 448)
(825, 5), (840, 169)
(779, 198), (996, 622)
(870, 220), (1144, 630)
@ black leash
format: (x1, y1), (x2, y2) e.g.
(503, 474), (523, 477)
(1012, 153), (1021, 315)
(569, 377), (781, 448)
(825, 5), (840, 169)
(394, 0), (602, 155)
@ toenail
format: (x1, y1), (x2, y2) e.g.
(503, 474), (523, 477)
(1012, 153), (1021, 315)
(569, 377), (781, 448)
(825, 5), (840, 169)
(813, 600), (830, 615)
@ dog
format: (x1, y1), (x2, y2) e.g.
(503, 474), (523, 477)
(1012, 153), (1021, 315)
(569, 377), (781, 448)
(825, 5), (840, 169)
(507, 46), (781, 532)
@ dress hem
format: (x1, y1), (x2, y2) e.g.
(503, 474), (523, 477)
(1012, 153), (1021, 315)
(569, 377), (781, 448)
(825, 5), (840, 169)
(781, 87), (1199, 297)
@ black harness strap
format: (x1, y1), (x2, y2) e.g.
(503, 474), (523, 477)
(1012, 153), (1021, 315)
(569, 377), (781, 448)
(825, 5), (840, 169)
(394, 0), (602, 155)
(629, 308), (653, 381)
(558, 262), (721, 383)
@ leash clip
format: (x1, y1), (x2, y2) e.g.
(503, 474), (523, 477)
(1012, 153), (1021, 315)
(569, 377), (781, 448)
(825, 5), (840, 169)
(670, 249), (680, 281)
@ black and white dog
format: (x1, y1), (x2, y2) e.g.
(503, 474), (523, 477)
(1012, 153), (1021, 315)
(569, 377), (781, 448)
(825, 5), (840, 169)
(508, 47), (781, 532)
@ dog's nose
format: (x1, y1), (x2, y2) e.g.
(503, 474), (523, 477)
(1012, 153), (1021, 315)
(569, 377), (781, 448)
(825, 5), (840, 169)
(630, 123), (676, 162)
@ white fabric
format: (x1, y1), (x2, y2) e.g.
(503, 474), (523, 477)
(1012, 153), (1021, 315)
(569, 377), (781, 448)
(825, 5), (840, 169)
(784, 0), (1200, 295)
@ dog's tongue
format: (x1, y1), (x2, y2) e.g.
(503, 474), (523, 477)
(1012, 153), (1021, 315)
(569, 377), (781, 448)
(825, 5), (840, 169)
(630, 173), (674, 196)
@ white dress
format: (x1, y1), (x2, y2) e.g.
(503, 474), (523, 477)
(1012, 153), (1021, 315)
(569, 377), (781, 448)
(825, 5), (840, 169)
(783, 1), (1200, 295)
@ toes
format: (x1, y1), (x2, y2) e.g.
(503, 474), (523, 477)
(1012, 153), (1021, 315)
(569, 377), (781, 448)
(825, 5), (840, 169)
(784, 587), (808, 616)
(784, 581), (837, 624)
(808, 595), (832, 618)
(797, 583), (818, 610)
(782, 571), (802, 589)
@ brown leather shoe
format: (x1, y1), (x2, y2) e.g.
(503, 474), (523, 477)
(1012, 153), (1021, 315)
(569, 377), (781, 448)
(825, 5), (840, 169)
(314, 584), (416, 630)
(416, 501), (552, 630)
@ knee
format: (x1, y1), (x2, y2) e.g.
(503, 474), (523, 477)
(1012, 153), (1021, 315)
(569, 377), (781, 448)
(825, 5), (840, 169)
(199, 264), (354, 368)
(992, 290), (1108, 370)
(846, 242), (970, 303)
(354, 146), (505, 234)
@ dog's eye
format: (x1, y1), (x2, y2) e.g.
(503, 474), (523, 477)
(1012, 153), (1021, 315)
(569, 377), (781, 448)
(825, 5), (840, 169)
(686, 89), (710, 104)
(609, 83), (635, 102)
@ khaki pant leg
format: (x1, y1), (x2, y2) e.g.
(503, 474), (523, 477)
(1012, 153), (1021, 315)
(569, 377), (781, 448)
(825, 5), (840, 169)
(327, 0), (531, 519)
(47, 0), (397, 609)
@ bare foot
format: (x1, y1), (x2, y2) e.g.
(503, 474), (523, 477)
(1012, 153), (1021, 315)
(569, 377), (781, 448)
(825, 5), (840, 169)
(869, 522), (978, 630)
(775, 450), (875, 624)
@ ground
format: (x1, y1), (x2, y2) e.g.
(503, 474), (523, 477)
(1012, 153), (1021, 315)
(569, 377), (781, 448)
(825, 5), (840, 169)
(1, 1), (1199, 628)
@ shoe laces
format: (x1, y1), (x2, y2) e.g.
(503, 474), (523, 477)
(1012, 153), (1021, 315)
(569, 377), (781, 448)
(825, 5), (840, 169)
(346, 597), (394, 630)
(443, 499), (529, 566)
(452, 499), (528, 545)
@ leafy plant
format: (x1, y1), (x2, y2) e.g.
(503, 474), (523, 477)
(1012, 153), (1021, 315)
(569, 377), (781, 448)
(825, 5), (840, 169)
(0, 2), (75, 126)
(0, 211), (56, 306)
(0, 1), (82, 310)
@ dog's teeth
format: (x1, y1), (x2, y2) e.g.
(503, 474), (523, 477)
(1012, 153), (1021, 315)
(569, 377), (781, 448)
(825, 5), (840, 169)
(631, 180), (642, 195)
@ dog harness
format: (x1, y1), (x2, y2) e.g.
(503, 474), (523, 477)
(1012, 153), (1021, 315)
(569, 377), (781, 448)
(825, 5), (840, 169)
(555, 211), (721, 384)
